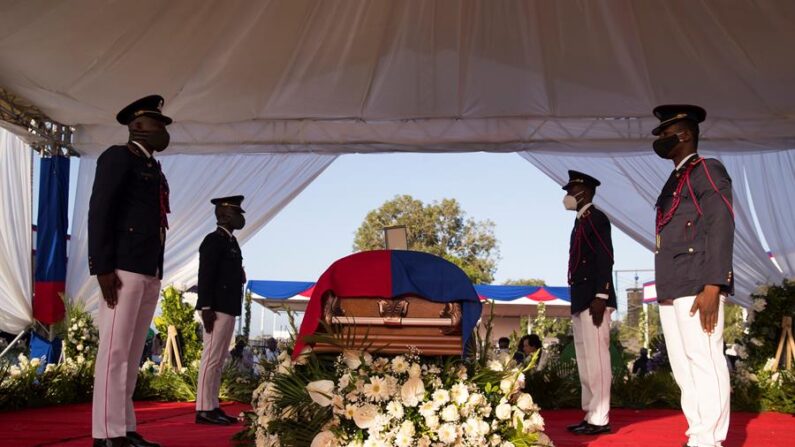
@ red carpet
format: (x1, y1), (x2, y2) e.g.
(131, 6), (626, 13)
(0, 403), (792, 446)
(0, 401), (248, 447)
(543, 408), (795, 447)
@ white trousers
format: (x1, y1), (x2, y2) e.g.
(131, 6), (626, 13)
(196, 311), (236, 411)
(660, 296), (730, 447)
(571, 307), (612, 426)
(92, 270), (160, 438)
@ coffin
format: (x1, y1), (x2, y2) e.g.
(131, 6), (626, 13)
(312, 293), (465, 355)
(294, 250), (482, 357)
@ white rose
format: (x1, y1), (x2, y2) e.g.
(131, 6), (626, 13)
(343, 350), (363, 370)
(441, 404), (459, 422)
(478, 419), (490, 436)
(76, 344), (84, 352)
(499, 379), (514, 395)
(353, 404), (379, 429)
(311, 431), (338, 447)
(338, 373), (351, 390)
(527, 412), (545, 431)
(400, 377), (425, 407)
(516, 393), (534, 411)
(408, 363), (422, 378)
(495, 403), (512, 420)
(306, 380), (336, 407)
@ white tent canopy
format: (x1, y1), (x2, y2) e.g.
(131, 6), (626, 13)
(1, 0), (794, 307)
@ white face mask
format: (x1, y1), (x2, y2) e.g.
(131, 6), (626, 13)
(563, 192), (583, 211)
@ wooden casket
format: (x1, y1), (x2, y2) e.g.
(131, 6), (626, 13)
(293, 250), (481, 357)
(312, 293), (465, 356)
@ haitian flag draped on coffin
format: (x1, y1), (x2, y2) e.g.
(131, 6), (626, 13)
(294, 250), (482, 357)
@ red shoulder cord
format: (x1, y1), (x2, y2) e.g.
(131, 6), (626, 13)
(656, 157), (734, 238)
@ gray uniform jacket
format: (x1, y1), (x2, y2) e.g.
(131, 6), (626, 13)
(654, 156), (734, 301)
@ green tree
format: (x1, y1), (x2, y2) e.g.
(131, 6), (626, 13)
(723, 303), (745, 345)
(353, 195), (500, 284)
(528, 302), (571, 339)
(154, 286), (202, 364)
(503, 278), (546, 286)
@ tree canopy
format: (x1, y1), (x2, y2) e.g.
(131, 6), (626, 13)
(353, 195), (500, 284)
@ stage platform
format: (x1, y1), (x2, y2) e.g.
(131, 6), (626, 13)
(0, 402), (792, 446)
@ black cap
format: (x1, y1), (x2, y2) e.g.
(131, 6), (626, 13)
(210, 195), (245, 213)
(651, 104), (706, 136)
(562, 170), (601, 191)
(116, 95), (173, 125)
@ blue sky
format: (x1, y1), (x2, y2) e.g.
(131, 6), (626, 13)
(35, 151), (656, 335)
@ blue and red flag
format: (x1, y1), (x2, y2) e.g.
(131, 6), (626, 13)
(33, 156), (69, 324)
(294, 250), (482, 357)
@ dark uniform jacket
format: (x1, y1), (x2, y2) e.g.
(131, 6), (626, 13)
(655, 156), (734, 301)
(196, 228), (244, 316)
(88, 145), (165, 278)
(568, 205), (618, 315)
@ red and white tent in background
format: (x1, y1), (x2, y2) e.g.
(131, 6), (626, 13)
(248, 281), (571, 318)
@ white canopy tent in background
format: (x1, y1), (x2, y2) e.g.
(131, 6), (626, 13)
(1, 0), (794, 309)
(0, 128), (32, 333)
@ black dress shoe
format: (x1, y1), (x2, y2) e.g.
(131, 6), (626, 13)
(126, 431), (161, 447)
(196, 410), (231, 425)
(575, 423), (611, 435)
(566, 420), (588, 432)
(213, 408), (238, 424)
(93, 437), (131, 447)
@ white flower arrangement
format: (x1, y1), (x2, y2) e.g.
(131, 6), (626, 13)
(65, 307), (99, 363)
(250, 349), (552, 447)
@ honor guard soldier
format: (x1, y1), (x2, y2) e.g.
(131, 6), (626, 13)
(195, 196), (247, 425)
(88, 95), (172, 447)
(652, 105), (733, 447)
(562, 170), (616, 436)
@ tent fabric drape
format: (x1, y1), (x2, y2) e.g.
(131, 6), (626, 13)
(519, 149), (791, 307)
(66, 152), (336, 311)
(1, 1), (794, 155)
(0, 128), (33, 333)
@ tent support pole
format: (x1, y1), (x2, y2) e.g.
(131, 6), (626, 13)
(0, 327), (30, 359)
